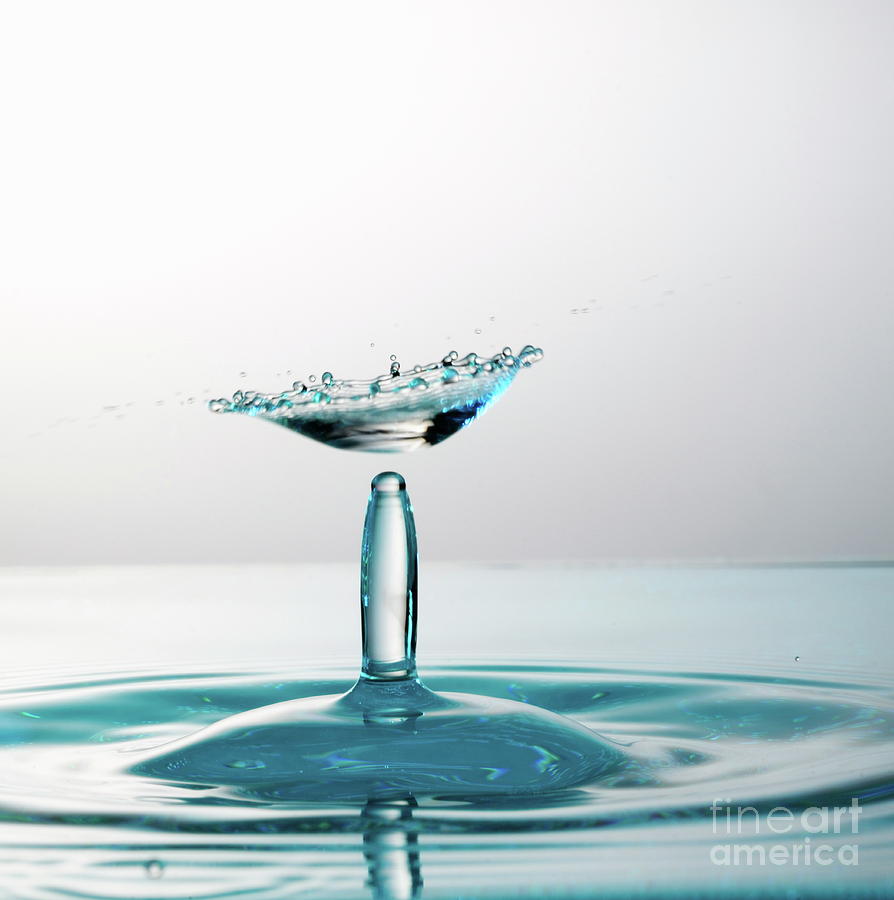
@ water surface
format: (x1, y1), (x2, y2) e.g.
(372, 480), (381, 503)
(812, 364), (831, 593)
(1, 565), (892, 899)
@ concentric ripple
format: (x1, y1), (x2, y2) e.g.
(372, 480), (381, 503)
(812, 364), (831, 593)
(1, 659), (892, 898)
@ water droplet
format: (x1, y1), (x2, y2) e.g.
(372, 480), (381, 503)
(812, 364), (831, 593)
(390, 354), (397, 361)
(502, 346), (512, 356)
(292, 381), (307, 394)
(309, 375), (316, 383)
(390, 361), (401, 377)
(795, 656), (800, 662)
(144, 860), (164, 879)
(474, 328), (482, 334)
(321, 371), (334, 387)
(370, 342), (376, 349)
(409, 377), (428, 390)
(226, 760), (266, 769)
(518, 345), (544, 367)
(240, 371), (247, 378)
(187, 397), (195, 404)
(208, 399), (228, 413)
(489, 315), (495, 321)
(232, 390), (244, 403)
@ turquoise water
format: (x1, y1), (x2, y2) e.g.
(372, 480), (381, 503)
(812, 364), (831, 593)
(208, 346), (543, 451)
(2, 659), (892, 898)
(132, 473), (623, 802)
(1, 564), (893, 898)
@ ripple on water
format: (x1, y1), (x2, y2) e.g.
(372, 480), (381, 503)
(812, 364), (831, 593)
(0, 660), (892, 899)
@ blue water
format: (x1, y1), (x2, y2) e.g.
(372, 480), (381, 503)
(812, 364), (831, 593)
(1, 564), (892, 898)
(131, 473), (623, 802)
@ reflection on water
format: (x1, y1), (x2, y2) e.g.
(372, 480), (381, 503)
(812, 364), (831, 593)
(363, 799), (422, 900)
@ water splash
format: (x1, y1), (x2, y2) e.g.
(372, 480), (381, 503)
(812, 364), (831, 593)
(132, 471), (622, 801)
(208, 345), (543, 452)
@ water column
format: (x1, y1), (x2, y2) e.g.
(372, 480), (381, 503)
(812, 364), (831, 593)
(360, 473), (418, 682)
(133, 469), (625, 799)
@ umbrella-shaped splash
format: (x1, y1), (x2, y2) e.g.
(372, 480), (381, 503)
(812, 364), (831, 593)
(208, 345), (543, 452)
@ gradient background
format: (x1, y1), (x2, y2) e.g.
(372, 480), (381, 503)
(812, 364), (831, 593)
(2, 0), (892, 566)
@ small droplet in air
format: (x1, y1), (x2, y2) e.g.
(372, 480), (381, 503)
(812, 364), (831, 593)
(309, 375), (316, 383)
(390, 360), (401, 377)
(795, 656), (800, 662)
(208, 399), (228, 413)
(370, 342), (375, 349)
(186, 397), (195, 404)
(474, 328), (482, 334)
(321, 371), (334, 386)
(390, 354), (397, 361)
(240, 371), (247, 378)
(144, 860), (164, 879)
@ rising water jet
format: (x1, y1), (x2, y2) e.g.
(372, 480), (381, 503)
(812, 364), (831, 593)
(132, 472), (624, 801)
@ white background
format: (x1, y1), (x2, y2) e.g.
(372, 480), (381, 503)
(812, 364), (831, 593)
(2, 0), (892, 565)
